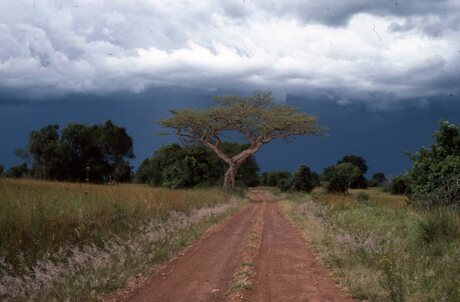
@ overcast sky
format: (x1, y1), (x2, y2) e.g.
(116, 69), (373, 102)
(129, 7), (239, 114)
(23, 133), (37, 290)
(1, 0), (459, 107)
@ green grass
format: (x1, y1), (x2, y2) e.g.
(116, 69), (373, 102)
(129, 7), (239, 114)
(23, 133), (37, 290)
(0, 178), (241, 301)
(278, 188), (460, 302)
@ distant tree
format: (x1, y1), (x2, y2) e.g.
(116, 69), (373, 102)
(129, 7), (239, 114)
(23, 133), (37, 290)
(98, 120), (135, 182)
(337, 155), (368, 188)
(278, 178), (290, 192)
(0, 163), (4, 176)
(290, 165), (317, 192)
(259, 172), (270, 186)
(6, 163), (29, 178)
(323, 163), (361, 194)
(266, 171), (291, 187)
(372, 172), (387, 184)
(159, 91), (325, 191)
(27, 125), (63, 179)
(136, 158), (155, 184)
(17, 121), (134, 183)
(369, 172), (387, 187)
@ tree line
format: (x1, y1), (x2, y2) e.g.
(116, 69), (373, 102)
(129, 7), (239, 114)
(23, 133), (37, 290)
(3, 120), (134, 183)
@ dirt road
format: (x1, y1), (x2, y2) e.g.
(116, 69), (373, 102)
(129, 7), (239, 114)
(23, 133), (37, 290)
(124, 191), (352, 302)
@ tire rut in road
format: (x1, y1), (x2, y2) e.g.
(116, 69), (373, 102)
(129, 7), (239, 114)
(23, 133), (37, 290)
(251, 194), (353, 302)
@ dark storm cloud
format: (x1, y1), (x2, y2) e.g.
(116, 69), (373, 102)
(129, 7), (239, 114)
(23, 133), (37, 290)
(269, 1), (458, 27)
(0, 1), (459, 107)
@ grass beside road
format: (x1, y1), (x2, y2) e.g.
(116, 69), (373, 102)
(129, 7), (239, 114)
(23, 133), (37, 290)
(278, 188), (460, 302)
(0, 178), (242, 301)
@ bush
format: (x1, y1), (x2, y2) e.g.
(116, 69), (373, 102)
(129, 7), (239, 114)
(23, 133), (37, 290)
(411, 156), (460, 209)
(406, 121), (459, 208)
(290, 165), (318, 192)
(323, 163), (361, 194)
(5, 163), (29, 178)
(278, 178), (290, 192)
(337, 155), (369, 188)
(391, 175), (411, 195)
(367, 178), (379, 187)
(417, 209), (459, 244)
(356, 191), (370, 203)
(0, 163), (4, 177)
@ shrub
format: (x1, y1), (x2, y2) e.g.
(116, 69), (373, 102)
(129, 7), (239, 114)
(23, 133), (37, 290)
(278, 178), (290, 192)
(367, 178), (379, 187)
(5, 163), (29, 178)
(406, 121), (459, 208)
(356, 191), (370, 203)
(0, 163), (4, 177)
(337, 155), (369, 188)
(290, 165), (317, 192)
(411, 156), (460, 209)
(323, 163), (361, 194)
(391, 175), (411, 195)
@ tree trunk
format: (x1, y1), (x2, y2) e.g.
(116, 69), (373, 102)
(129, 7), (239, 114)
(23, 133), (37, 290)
(223, 164), (237, 191)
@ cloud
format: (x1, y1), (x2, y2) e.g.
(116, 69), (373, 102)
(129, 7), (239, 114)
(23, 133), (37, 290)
(0, 0), (459, 107)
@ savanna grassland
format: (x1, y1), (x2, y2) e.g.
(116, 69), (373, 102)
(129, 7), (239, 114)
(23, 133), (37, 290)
(278, 188), (460, 302)
(0, 178), (242, 301)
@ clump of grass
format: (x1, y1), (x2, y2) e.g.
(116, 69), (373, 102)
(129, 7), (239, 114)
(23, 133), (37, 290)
(417, 209), (459, 244)
(279, 189), (460, 302)
(356, 191), (370, 203)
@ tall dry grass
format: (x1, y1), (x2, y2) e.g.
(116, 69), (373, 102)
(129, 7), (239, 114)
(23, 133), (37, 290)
(0, 178), (240, 301)
(0, 178), (230, 267)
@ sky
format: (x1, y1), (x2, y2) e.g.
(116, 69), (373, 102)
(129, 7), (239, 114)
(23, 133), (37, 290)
(1, 1), (460, 176)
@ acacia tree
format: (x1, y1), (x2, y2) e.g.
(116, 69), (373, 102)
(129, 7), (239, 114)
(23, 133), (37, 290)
(159, 91), (325, 191)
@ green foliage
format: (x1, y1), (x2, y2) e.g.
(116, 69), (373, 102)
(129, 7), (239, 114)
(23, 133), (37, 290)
(259, 170), (291, 187)
(16, 120), (134, 183)
(5, 163), (29, 178)
(277, 178), (290, 192)
(159, 91), (324, 146)
(391, 175), (411, 195)
(322, 163), (361, 194)
(406, 121), (460, 209)
(290, 164), (318, 192)
(337, 155), (369, 188)
(136, 143), (259, 188)
(371, 172), (387, 186)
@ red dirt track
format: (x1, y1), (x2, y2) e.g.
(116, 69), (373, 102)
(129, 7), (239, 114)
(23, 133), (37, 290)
(123, 191), (352, 302)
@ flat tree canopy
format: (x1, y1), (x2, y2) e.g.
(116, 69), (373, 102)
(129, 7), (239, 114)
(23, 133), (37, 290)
(159, 91), (325, 190)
